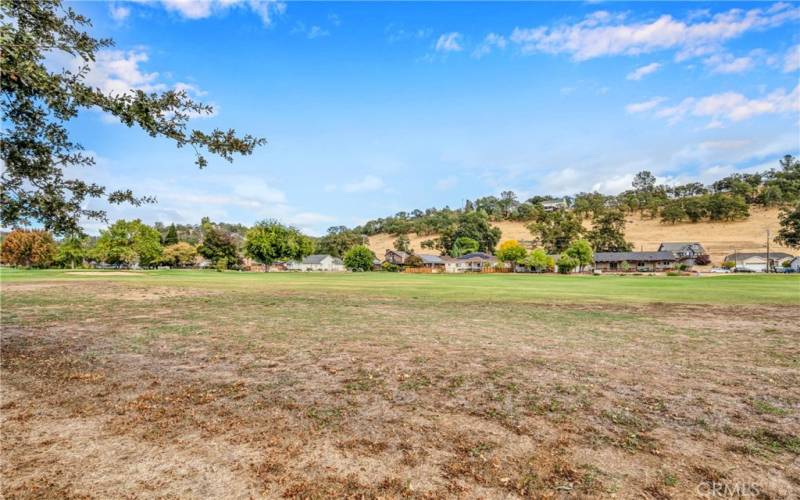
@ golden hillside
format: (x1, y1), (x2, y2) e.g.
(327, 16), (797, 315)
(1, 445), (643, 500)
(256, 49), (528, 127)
(366, 207), (794, 265)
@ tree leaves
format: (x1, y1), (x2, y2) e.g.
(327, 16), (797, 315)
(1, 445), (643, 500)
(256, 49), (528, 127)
(1, 0), (266, 235)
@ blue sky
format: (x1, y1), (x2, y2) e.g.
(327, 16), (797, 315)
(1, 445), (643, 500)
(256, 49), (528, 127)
(64, 1), (800, 235)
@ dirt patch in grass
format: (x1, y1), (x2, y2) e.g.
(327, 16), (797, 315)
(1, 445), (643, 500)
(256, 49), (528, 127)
(2, 279), (798, 498)
(66, 271), (146, 276)
(0, 282), (69, 292)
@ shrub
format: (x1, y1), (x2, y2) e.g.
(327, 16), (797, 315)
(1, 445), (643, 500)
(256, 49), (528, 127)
(722, 260), (736, 270)
(215, 258), (228, 272)
(381, 261), (399, 272)
(620, 260), (631, 272)
(694, 254), (711, 266)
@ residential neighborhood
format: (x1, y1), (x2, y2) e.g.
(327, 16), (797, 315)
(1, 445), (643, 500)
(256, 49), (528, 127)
(243, 243), (796, 275)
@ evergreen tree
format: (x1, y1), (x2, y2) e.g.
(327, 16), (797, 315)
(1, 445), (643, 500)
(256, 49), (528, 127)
(164, 224), (179, 245)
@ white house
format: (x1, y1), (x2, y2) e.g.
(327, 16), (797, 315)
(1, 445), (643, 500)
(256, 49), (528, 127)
(287, 254), (346, 272)
(724, 252), (794, 272)
(786, 256), (800, 272)
(443, 252), (498, 273)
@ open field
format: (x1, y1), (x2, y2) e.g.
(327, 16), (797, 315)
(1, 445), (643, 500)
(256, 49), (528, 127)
(366, 207), (792, 265)
(2, 270), (799, 498)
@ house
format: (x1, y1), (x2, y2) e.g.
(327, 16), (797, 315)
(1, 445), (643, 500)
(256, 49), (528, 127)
(542, 200), (567, 212)
(287, 254), (346, 272)
(788, 256), (800, 272)
(658, 242), (706, 266)
(384, 249), (409, 266)
(418, 254), (446, 271)
(723, 252), (794, 272)
(268, 262), (288, 272)
(594, 251), (676, 272)
(372, 258), (383, 271)
(444, 252), (498, 272)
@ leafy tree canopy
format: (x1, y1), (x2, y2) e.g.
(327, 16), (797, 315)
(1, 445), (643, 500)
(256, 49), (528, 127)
(586, 210), (632, 252)
(438, 211), (502, 255)
(526, 210), (584, 254)
(394, 234), (411, 253)
(343, 245), (374, 271)
(314, 226), (367, 258)
(0, 229), (57, 267)
(556, 253), (579, 274)
(1, 0), (265, 235)
(243, 219), (313, 265)
(198, 217), (240, 266)
(92, 219), (162, 266)
(162, 242), (198, 267)
(775, 202), (800, 249)
(521, 248), (549, 271)
(496, 239), (527, 268)
(55, 233), (87, 268)
(451, 236), (479, 257)
(565, 239), (593, 271)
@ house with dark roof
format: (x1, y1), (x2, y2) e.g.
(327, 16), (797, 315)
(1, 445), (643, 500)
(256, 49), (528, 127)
(418, 254), (446, 271)
(287, 254), (345, 272)
(723, 252), (794, 272)
(593, 251), (677, 272)
(658, 242), (706, 265)
(384, 249), (409, 266)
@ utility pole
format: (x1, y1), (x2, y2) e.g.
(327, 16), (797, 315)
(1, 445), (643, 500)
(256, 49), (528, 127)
(766, 229), (771, 273)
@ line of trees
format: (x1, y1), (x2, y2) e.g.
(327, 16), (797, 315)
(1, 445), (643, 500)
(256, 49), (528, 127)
(352, 155), (800, 238)
(494, 239), (595, 274)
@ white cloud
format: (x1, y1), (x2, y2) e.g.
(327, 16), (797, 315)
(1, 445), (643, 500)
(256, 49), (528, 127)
(343, 175), (385, 193)
(640, 85), (800, 125)
(150, 0), (285, 26)
(109, 3), (130, 22)
(84, 50), (165, 95)
(385, 24), (432, 43)
(435, 32), (463, 53)
(307, 25), (329, 39)
(625, 96), (666, 113)
(626, 62), (661, 80)
(51, 49), (217, 121)
(174, 82), (208, 97)
(472, 33), (507, 58)
(508, 3), (799, 61)
(784, 44), (800, 72)
(703, 52), (755, 74)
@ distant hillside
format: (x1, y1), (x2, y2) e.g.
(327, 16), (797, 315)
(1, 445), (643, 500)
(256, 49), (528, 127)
(367, 207), (793, 265)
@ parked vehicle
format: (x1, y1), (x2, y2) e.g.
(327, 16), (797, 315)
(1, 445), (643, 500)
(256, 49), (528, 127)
(710, 268), (731, 273)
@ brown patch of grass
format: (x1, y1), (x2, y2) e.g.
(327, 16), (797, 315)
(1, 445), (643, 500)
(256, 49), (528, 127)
(2, 276), (799, 497)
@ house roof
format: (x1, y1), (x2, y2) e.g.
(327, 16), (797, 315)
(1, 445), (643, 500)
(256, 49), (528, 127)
(594, 251), (676, 263)
(724, 252), (794, 262)
(301, 254), (335, 264)
(386, 249), (409, 258)
(458, 252), (494, 260)
(658, 242), (704, 252)
(418, 254), (445, 264)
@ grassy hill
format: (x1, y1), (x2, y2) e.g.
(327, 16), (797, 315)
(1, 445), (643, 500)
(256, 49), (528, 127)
(367, 207), (793, 265)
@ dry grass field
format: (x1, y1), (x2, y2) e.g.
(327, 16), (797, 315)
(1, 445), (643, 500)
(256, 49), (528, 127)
(366, 207), (791, 264)
(1, 270), (799, 498)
